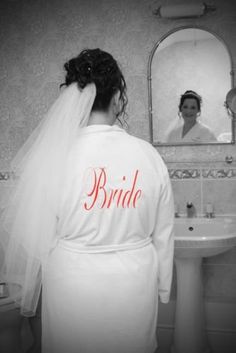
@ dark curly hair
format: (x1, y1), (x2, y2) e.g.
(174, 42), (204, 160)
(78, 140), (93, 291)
(60, 48), (128, 120)
(179, 90), (202, 112)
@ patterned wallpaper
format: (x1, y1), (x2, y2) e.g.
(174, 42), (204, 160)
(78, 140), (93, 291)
(0, 0), (151, 168)
(0, 0), (236, 168)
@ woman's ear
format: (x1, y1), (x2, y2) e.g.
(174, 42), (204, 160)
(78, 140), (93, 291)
(113, 90), (120, 106)
(112, 91), (121, 116)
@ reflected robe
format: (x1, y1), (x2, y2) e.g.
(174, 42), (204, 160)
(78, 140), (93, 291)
(166, 121), (217, 143)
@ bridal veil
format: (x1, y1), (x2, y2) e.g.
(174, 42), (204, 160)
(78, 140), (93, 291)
(0, 82), (96, 316)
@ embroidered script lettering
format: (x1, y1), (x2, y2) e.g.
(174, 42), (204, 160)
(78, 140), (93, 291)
(84, 168), (142, 210)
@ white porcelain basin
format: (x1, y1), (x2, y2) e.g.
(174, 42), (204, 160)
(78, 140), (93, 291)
(174, 217), (236, 258)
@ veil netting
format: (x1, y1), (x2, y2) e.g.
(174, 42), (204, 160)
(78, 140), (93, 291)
(0, 82), (96, 316)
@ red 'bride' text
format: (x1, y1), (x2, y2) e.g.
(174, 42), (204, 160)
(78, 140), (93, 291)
(84, 168), (142, 210)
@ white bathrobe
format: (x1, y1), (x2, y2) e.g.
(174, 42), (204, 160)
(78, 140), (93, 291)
(42, 124), (174, 353)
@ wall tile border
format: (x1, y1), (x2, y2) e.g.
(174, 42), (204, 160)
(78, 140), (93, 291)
(168, 168), (236, 180)
(202, 169), (236, 179)
(1, 168), (236, 181)
(169, 169), (200, 179)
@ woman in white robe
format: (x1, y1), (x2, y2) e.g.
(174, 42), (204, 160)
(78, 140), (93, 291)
(1, 49), (174, 353)
(167, 120), (217, 143)
(166, 90), (217, 143)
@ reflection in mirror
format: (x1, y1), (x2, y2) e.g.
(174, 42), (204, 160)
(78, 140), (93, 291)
(148, 27), (234, 145)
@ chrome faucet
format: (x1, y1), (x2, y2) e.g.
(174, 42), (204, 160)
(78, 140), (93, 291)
(186, 202), (196, 218)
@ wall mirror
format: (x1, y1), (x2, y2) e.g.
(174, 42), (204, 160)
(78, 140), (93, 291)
(148, 26), (234, 146)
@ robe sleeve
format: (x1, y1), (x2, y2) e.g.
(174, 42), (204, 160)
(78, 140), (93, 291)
(152, 166), (174, 303)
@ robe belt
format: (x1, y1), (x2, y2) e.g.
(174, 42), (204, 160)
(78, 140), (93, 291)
(57, 237), (152, 254)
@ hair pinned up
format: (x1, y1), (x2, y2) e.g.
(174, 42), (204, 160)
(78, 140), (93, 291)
(179, 90), (202, 112)
(60, 48), (128, 119)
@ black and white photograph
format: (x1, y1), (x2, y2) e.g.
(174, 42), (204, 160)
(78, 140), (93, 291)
(0, 1), (236, 353)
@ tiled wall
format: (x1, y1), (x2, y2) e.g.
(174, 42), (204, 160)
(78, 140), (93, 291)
(169, 166), (236, 216)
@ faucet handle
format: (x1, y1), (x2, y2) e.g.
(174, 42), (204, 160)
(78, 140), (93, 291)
(174, 203), (180, 217)
(206, 203), (214, 218)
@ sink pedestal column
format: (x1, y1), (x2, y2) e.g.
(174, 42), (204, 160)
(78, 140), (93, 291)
(172, 257), (210, 353)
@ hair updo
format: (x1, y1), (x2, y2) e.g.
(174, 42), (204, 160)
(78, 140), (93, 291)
(61, 48), (128, 118)
(179, 90), (202, 112)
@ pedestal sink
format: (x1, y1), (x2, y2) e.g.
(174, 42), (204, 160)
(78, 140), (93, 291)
(172, 217), (236, 353)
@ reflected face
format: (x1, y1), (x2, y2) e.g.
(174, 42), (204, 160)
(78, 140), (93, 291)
(180, 98), (199, 123)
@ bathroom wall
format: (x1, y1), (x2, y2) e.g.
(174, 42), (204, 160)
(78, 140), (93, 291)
(0, 0), (235, 161)
(0, 0), (236, 351)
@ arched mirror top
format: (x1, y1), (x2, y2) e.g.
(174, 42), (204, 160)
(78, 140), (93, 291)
(148, 26), (234, 146)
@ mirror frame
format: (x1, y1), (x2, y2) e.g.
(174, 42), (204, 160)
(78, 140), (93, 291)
(148, 25), (235, 147)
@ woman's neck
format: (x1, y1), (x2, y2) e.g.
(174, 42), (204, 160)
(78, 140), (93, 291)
(87, 110), (116, 126)
(182, 120), (197, 138)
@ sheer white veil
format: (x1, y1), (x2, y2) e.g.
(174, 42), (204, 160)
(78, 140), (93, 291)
(0, 82), (96, 316)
